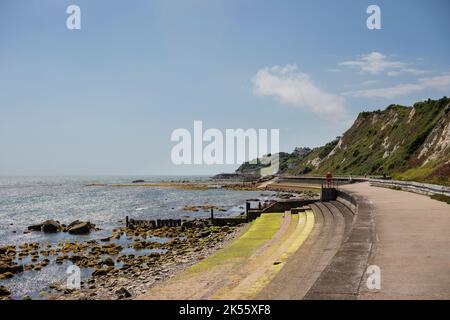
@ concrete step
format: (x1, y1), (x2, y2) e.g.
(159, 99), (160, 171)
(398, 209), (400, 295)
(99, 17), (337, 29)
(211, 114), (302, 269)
(311, 202), (346, 273)
(215, 211), (316, 299)
(256, 202), (346, 299)
(304, 199), (374, 300)
(331, 200), (355, 242)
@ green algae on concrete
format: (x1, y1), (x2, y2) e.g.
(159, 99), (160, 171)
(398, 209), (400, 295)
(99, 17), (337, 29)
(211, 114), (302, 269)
(188, 213), (283, 273)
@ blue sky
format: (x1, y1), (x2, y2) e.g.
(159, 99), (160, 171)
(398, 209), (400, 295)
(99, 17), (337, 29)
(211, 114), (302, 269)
(1, 0), (449, 175)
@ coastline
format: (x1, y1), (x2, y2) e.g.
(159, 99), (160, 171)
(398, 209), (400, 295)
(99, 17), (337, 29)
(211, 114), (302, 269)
(51, 221), (249, 300)
(0, 178), (316, 300)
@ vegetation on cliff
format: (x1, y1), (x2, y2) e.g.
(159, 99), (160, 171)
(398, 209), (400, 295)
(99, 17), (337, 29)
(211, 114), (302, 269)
(237, 97), (450, 185)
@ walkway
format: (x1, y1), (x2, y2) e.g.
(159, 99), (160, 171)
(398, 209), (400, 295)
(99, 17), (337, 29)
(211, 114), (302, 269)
(341, 182), (450, 299)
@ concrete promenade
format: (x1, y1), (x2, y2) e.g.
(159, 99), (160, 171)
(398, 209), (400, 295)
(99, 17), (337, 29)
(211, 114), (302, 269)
(341, 182), (450, 299)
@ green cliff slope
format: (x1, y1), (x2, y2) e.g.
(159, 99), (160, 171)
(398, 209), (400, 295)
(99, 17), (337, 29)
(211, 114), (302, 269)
(238, 97), (450, 185)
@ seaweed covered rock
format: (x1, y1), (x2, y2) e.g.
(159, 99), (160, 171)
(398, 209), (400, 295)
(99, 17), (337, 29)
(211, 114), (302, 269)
(27, 223), (43, 231)
(0, 285), (11, 297)
(68, 221), (95, 235)
(42, 220), (61, 233)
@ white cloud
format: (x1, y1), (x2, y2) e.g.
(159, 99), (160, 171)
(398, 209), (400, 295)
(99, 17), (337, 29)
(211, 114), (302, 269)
(361, 80), (380, 86)
(387, 68), (431, 77)
(386, 71), (401, 77)
(339, 52), (432, 77)
(252, 64), (347, 118)
(327, 68), (342, 73)
(343, 72), (450, 99)
(340, 52), (404, 75)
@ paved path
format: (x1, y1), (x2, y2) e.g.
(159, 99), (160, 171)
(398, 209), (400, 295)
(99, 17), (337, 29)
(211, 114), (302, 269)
(341, 182), (450, 299)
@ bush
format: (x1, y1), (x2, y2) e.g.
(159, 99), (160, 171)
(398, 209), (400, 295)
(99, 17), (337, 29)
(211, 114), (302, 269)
(430, 194), (450, 205)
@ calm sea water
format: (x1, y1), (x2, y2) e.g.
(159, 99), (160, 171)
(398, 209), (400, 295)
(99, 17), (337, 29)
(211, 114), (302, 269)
(0, 175), (272, 246)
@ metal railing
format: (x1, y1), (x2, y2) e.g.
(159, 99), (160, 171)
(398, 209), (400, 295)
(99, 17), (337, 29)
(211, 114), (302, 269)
(369, 179), (450, 197)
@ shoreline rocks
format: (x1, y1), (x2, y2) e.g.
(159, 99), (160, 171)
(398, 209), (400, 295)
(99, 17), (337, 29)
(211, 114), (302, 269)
(68, 221), (95, 235)
(0, 285), (11, 297)
(5, 213), (248, 300)
(42, 220), (61, 233)
(27, 220), (97, 235)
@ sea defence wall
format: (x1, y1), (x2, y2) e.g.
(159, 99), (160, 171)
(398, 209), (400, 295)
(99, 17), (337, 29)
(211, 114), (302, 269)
(261, 199), (316, 213)
(304, 187), (375, 299)
(254, 183), (375, 299)
(245, 198), (316, 221)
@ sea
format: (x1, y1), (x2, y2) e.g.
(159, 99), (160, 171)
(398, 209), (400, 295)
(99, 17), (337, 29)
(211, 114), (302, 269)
(0, 175), (276, 246)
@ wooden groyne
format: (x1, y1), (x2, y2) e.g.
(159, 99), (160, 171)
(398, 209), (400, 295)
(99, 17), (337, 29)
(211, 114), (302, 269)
(125, 212), (247, 229)
(126, 217), (182, 228)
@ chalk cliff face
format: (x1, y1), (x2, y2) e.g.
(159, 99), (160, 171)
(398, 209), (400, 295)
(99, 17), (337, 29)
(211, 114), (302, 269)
(238, 97), (450, 185)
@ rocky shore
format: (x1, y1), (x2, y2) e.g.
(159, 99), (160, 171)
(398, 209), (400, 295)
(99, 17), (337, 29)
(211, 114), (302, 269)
(0, 218), (245, 300)
(0, 178), (317, 301)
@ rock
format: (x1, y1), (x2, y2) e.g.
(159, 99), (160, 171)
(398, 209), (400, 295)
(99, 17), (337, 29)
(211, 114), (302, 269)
(92, 268), (108, 276)
(68, 220), (81, 228)
(42, 220), (61, 233)
(182, 205), (200, 212)
(27, 223), (43, 231)
(22, 295), (32, 300)
(49, 283), (64, 291)
(77, 293), (88, 300)
(181, 219), (208, 231)
(193, 220), (208, 229)
(102, 257), (115, 267)
(0, 272), (14, 279)
(115, 287), (132, 298)
(0, 264), (23, 274)
(68, 221), (93, 235)
(196, 230), (211, 238)
(0, 285), (11, 296)
(69, 255), (83, 263)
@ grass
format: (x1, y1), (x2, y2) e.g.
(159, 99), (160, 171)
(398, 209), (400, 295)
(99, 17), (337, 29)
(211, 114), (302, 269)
(430, 194), (450, 205)
(394, 163), (450, 187)
(393, 165), (434, 181)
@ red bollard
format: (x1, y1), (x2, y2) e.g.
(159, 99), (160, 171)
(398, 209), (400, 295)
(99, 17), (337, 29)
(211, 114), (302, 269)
(326, 172), (333, 188)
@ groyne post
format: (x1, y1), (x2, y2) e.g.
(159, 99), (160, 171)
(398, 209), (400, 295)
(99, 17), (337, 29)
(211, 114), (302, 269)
(210, 208), (214, 223)
(246, 202), (250, 222)
(126, 216), (129, 227)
